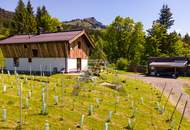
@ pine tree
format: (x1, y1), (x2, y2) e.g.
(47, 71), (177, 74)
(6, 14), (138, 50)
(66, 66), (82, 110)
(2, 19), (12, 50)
(41, 6), (49, 16)
(36, 5), (61, 33)
(157, 4), (174, 29)
(183, 33), (190, 45)
(36, 7), (42, 33)
(12, 0), (26, 34)
(36, 6), (50, 33)
(26, 0), (37, 33)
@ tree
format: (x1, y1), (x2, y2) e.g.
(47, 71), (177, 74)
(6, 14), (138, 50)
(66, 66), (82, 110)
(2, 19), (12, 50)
(183, 33), (190, 45)
(145, 23), (167, 57)
(145, 22), (187, 58)
(41, 6), (49, 16)
(90, 36), (106, 60)
(25, 0), (37, 33)
(156, 4), (174, 29)
(12, 0), (26, 33)
(36, 5), (61, 33)
(102, 16), (145, 65)
(36, 7), (42, 33)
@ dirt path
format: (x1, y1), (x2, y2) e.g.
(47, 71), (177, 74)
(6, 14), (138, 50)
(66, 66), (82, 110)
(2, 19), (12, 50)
(125, 73), (190, 121)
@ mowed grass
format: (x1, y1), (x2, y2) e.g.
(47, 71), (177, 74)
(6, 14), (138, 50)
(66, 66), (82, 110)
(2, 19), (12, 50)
(0, 72), (189, 130)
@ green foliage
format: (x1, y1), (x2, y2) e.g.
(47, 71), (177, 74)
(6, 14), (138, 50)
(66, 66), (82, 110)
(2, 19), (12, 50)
(102, 16), (145, 64)
(156, 4), (174, 29)
(10, 1), (62, 34)
(36, 6), (62, 32)
(145, 23), (189, 60)
(116, 58), (129, 70)
(12, 0), (26, 34)
(146, 23), (167, 57)
(183, 33), (190, 45)
(90, 36), (106, 60)
(25, 0), (37, 33)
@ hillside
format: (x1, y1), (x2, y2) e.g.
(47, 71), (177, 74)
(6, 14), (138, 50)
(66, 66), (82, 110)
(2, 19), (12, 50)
(0, 8), (14, 39)
(63, 17), (106, 30)
(0, 71), (189, 129)
(0, 8), (13, 27)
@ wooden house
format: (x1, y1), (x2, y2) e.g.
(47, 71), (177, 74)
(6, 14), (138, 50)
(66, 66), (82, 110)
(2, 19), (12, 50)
(148, 57), (189, 77)
(0, 30), (94, 74)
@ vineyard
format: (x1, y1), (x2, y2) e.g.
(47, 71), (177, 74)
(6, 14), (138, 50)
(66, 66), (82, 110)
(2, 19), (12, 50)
(0, 71), (189, 130)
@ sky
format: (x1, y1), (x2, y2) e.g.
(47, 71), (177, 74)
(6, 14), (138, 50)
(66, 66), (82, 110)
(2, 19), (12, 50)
(0, 0), (190, 35)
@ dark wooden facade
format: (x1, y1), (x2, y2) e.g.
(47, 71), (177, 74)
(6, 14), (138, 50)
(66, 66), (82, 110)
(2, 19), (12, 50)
(69, 35), (91, 59)
(0, 34), (92, 59)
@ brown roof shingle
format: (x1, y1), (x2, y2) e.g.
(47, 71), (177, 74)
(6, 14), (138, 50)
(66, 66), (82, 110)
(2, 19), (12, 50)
(0, 30), (83, 44)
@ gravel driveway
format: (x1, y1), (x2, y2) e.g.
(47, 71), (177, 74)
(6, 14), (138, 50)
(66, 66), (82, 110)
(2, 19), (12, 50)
(125, 73), (190, 121)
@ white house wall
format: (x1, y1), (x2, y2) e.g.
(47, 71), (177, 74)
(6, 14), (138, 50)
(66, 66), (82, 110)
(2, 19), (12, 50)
(81, 59), (88, 71)
(5, 58), (88, 73)
(5, 58), (66, 73)
(67, 58), (77, 72)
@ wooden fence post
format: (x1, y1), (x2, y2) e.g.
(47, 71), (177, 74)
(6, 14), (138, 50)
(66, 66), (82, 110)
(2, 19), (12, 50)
(178, 101), (188, 130)
(160, 82), (166, 102)
(164, 88), (173, 109)
(169, 93), (183, 121)
(20, 82), (23, 128)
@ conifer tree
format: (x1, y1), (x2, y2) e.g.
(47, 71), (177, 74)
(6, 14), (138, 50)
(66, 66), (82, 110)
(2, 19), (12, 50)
(26, 0), (37, 33)
(36, 7), (42, 33)
(183, 33), (190, 45)
(12, 0), (26, 34)
(156, 4), (174, 29)
(36, 5), (61, 33)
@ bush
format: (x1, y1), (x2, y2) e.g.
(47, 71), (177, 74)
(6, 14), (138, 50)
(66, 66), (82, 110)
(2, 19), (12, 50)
(116, 58), (129, 70)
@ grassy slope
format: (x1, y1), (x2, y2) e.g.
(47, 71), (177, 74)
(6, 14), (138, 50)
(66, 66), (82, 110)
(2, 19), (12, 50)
(0, 73), (189, 130)
(180, 77), (190, 96)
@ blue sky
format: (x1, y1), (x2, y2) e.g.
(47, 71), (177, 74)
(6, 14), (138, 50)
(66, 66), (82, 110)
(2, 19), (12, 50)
(0, 0), (190, 35)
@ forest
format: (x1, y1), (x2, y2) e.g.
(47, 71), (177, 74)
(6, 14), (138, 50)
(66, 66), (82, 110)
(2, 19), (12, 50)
(1, 0), (190, 69)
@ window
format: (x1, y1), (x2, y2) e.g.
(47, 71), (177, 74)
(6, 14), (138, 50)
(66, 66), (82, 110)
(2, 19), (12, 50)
(78, 42), (81, 49)
(13, 58), (19, 67)
(28, 58), (32, 63)
(24, 44), (27, 48)
(32, 49), (38, 57)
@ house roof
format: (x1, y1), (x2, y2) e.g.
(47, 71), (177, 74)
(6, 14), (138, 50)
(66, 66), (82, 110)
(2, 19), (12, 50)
(149, 61), (188, 68)
(0, 30), (94, 47)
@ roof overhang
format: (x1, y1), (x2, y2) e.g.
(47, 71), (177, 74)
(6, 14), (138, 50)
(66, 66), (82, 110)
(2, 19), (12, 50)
(149, 61), (188, 68)
(68, 30), (95, 48)
(0, 30), (95, 48)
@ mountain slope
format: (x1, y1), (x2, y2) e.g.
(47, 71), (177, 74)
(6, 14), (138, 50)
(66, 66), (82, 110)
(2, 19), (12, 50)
(0, 7), (14, 27)
(63, 17), (106, 30)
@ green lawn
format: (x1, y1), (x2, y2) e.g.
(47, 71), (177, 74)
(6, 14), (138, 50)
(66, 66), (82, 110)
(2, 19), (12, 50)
(183, 86), (190, 96)
(181, 77), (190, 81)
(0, 72), (189, 130)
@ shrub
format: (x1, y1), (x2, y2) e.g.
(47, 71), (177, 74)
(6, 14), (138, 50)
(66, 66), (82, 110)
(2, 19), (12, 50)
(116, 58), (129, 70)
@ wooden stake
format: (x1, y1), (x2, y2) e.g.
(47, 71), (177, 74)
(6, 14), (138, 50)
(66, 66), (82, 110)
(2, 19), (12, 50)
(62, 79), (64, 106)
(164, 88), (173, 109)
(160, 82), (166, 102)
(29, 64), (32, 75)
(20, 83), (23, 128)
(169, 93), (183, 121)
(178, 101), (188, 130)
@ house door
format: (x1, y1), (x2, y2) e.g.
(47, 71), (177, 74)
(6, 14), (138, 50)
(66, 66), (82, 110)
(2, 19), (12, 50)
(77, 58), (81, 71)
